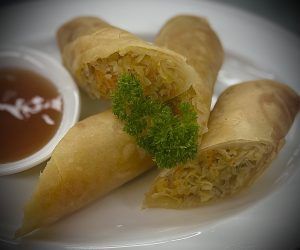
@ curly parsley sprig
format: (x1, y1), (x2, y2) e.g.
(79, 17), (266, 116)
(112, 73), (199, 168)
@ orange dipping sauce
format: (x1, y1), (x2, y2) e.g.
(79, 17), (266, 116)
(0, 68), (63, 163)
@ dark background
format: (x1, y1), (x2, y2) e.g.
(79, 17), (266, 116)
(215, 0), (300, 35)
(1, 0), (300, 35)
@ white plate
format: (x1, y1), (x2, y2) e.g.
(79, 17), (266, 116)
(0, 0), (299, 249)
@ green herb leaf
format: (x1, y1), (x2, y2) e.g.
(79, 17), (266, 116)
(112, 73), (199, 168)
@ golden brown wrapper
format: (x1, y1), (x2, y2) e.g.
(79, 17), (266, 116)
(15, 111), (153, 237)
(201, 80), (299, 149)
(57, 16), (197, 101)
(155, 15), (224, 130)
(144, 80), (300, 208)
(155, 15), (224, 91)
(143, 15), (224, 208)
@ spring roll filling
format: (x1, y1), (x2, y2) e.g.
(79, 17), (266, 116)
(81, 50), (186, 101)
(148, 143), (274, 207)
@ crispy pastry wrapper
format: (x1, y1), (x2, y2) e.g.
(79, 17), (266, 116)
(143, 80), (300, 208)
(57, 16), (197, 102)
(143, 15), (225, 208)
(155, 15), (224, 131)
(15, 111), (153, 237)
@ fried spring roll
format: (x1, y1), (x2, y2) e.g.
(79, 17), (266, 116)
(143, 15), (224, 208)
(57, 16), (197, 102)
(16, 15), (223, 236)
(156, 15), (224, 129)
(15, 111), (153, 237)
(144, 80), (299, 208)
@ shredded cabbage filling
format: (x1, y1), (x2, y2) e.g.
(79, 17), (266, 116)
(81, 51), (186, 100)
(149, 143), (273, 207)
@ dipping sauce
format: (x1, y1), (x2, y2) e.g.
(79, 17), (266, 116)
(0, 68), (63, 163)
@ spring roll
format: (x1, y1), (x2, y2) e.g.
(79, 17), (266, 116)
(156, 15), (224, 130)
(15, 111), (153, 237)
(143, 15), (224, 208)
(144, 80), (300, 208)
(57, 16), (197, 102)
(16, 16), (223, 236)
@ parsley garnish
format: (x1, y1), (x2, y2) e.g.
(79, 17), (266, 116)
(112, 73), (199, 168)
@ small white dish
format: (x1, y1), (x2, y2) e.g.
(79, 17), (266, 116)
(0, 46), (80, 176)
